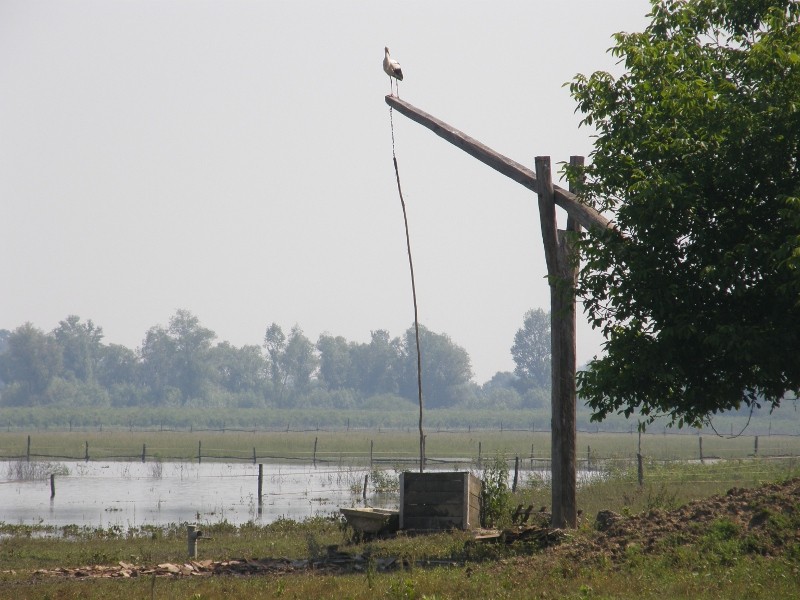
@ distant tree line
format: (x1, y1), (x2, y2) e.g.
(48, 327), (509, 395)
(0, 309), (551, 411)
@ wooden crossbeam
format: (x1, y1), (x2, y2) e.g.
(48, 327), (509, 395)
(385, 95), (612, 234)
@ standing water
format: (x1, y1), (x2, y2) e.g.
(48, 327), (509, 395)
(0, 460), (392, 528)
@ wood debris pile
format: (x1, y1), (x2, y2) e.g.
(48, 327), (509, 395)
(30, 548), (416, 580)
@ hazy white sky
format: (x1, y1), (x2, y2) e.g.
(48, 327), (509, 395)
(1, 0), (651, 383)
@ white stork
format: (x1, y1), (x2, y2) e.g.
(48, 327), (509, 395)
(383, 47), (403, 96)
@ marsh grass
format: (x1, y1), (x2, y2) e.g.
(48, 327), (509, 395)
(5, 460), (69, 480)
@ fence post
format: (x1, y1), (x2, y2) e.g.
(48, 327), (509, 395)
(637, 430), (644, 486)
(370, 440), (374, 470)
(142, 444), (146, 463)
(754, 436), (759, 456)
(587, 445), (591, 471)
(198, 441), (202, 464)
(258, 464), (263, 515)
(27, 435), (31, 462)
(531, 443), (535, 470)
(85, 441), (89, 462)
(50, 474), (56, 499)
(253, 447), (257, 464)
(512, 456), (520, 492)
(362, 474), (368, 501)
(477, 441), (482, 469)
(313, 437), (318, 467)
(699, 436), (704, 463)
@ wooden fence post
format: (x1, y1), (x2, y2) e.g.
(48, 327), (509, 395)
(512, 456), (520, 492)
(258, 464), (264, 515)
(27, 435), (31, 462)
(313, 437), (318, 467)
(142, 444), (146, 463)
(699, 436), (704, 464)
(198, 441), (202, 464)
(637, 430), (644, 486)
(85, 441), (89, 462)
(50, 474), (56, 499)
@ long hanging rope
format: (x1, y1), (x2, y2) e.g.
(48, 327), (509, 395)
(390, 106), (425, 473)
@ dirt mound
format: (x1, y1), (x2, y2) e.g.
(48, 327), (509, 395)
(574, 477), (800, 562)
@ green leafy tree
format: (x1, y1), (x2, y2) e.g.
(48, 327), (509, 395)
(316, 334), (353, 390)
(398, 325), (473, 408)
(211, 342), (268, 396)
(569, 0), (800, 426)
(140, 310), (216, 405)
(264, 323), (318, 405)
(0, 323), (62, 405)
(510, 308), (551, 390)
(52, 315), (104, 383)
(349, 330), (401, 397)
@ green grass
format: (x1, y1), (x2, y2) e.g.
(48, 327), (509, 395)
(2, 429), (798, 466)
(2, 461), (800, 598)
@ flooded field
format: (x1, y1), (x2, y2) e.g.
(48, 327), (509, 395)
(0, 460), (399, 528)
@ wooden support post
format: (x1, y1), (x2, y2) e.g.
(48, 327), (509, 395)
(699, 436), (704, 463)
(370, 440), (374, 470)
(27, 435), (31, 462)
(85, 441), (89, 462)
(50, 474), (56, 499)
(253, 447), (257, 464)
(754, 435), (759, 456)
(536, 155), (579, 529)
(478, 441), (482, 469)
(362, 474), (368, 501)
(198, 441), (202, 464)
(142, 444), (146, 463)
(512, 456), (520, 492)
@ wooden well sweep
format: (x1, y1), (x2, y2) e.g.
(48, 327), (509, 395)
(399, 472), (482, 531)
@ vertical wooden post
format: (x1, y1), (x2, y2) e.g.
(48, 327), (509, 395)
(313, 437), (318, 468)
(587, 446), (591, 471)
(512, 456), (520, 492)
(50, 474), (56, 499)
(637, 430), (644, 486)
(699, 436), (704, 463)
(85, 441), (89, 462)
(142, 444), (146, 463)
(477, 441), (482, 469)
(362, 474), (368, 501)
(27, 435), (31, 462)
(253, 447), (257, 464)
(754, 435), (759, 456)
(198, 441), (202, 464)
(370, 440), (374, 470)
(536, 155), (579, 529)
(257, 464), (264, 514)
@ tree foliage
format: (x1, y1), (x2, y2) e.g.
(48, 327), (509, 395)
(0, 310), (521, 411)
(569, 0), (800, 426)
(510, 308), (551, 390)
